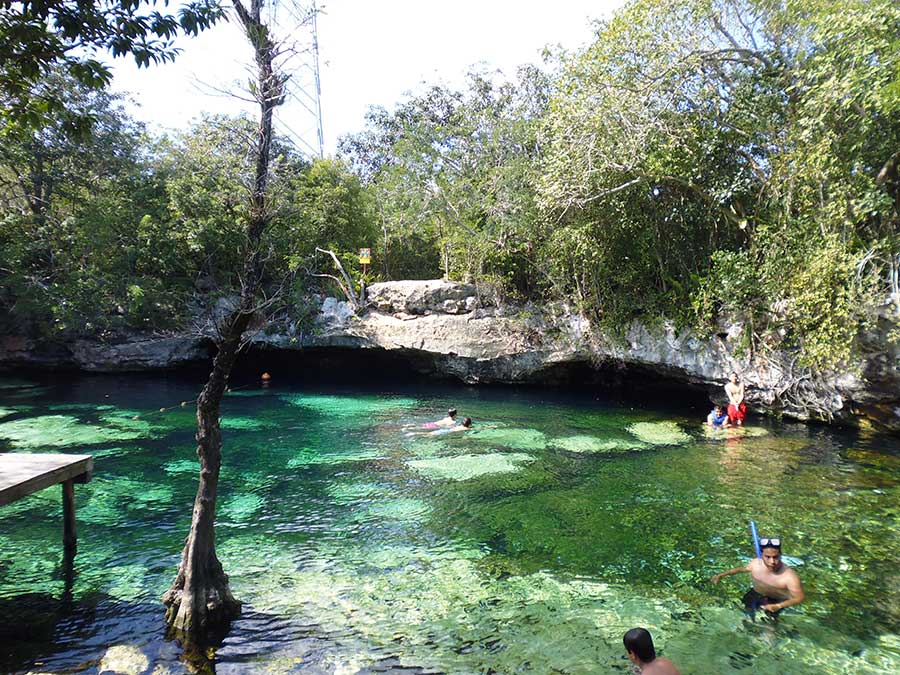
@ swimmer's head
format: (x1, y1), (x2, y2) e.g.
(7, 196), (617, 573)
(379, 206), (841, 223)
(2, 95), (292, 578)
(759, 537), (782, 570)
(623, 627), (656, 664)
(448, 408), (457, 418)
(714, 404), (725, 414)
(462, 417), (472, 428)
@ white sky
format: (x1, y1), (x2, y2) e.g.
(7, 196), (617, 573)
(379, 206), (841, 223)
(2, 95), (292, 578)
(111, 0), (624, 155)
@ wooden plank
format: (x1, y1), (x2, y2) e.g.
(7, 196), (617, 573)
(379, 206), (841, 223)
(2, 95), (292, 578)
(0, 453), (93, 507)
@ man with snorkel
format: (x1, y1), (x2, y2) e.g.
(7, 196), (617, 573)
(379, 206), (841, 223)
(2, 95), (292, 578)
(711, 536), (806, 615)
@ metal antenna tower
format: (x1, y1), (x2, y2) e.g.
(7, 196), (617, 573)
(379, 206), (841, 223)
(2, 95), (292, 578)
(280, 0), (325, 159)
(311, 1), (324, 157)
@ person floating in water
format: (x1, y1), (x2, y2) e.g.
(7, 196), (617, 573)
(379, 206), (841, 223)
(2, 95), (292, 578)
(420, 408), (458, 430)
(706, 403), (731, 429)
(724, 371), (747, 426)
(623, 628), (681, 674)
(446, 417), (472, 433)
(711, 536), (805, 615)
(406, 417), (472, 437)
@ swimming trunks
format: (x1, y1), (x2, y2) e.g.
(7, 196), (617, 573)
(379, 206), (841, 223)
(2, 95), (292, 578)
(742, 588), (782, 615)
(727, 402), (747, 424)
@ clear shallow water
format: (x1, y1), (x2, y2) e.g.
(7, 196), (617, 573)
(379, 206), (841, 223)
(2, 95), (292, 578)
(0, 373), (898, 674)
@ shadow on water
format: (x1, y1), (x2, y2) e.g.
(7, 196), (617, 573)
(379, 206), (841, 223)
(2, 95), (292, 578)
(1, 586), (397, 675)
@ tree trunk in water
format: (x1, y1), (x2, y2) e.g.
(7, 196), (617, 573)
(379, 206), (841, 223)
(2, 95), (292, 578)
(163, 0), (284, 643)
(162, 312), (250, 634)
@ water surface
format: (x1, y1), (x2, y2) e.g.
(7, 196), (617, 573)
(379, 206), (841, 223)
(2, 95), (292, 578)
(1, 374), (898, 673)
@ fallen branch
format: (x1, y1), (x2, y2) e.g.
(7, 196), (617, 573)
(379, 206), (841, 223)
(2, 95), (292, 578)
(314, 247), (362, 310)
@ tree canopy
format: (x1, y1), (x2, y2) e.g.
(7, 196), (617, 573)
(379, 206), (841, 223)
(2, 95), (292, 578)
(2, 0), (898, 373)
(0, 0), (223, 130)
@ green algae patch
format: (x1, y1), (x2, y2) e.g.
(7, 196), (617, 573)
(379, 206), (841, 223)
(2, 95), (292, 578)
(356, 497), (432, 524)
(0, 414), (144, 449)
(98, 410), (159, 436)
(471, 427), (547, 450)
(552, 435), (645, 454)
(78, 477), (175, 525)
(627, 421), (691, 446)
(87, 445), (129, 459)
(404, 438), (447, 458)
(408, 452), (535, 481)
(220, 492), (264, 521)
(701, 425), (769, 439)
(283, 394), (417, 419)
(103, 564), (154, 603)
(287, 445), (382, 468)
(0, 407), (16, 419)
(243, 541), (686, 675)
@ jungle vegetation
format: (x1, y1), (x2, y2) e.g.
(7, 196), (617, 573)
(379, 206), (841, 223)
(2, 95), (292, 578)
(1, 0), (899, 370)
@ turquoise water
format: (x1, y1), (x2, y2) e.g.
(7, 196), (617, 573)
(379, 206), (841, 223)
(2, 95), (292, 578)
(0, 373), (898, 674)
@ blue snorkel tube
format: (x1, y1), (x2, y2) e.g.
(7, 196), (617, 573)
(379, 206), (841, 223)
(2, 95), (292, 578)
(750, 520), (762, 559)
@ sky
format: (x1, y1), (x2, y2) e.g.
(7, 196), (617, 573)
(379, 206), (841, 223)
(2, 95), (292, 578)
(111, 1), (625, 156)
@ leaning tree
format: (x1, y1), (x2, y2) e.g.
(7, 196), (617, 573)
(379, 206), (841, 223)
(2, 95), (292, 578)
(162, 0), (305, 639)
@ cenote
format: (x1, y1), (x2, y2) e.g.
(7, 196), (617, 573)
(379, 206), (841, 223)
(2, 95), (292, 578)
(1, 371), (899, 674)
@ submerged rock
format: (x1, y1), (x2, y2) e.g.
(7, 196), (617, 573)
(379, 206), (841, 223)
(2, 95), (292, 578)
(553, 435), (645, 453)
(98, 644), (148, 675)
(627, 422), (692, 446)
(408, 453), (535, 481)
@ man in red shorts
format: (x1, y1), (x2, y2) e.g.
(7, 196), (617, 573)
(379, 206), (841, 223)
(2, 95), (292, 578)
(725, 371), (747, 425)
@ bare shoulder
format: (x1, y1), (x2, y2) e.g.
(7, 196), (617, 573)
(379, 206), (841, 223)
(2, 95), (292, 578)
(782, 565), (802, 582)
(644, 658), (681, 675)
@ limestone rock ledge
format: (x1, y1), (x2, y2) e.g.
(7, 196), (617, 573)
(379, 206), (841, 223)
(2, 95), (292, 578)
(1, 280), (898, 432)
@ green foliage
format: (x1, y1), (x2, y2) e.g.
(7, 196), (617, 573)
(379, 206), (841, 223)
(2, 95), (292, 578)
(340, 67), (549, 290)
(0, 100), (382, 338)
(2, 0), (899, 373)
(0, 71), (184, 337)
(0, 0), (224, 134)
(626, 421), (691, 446)
(533, 0), (900, 366)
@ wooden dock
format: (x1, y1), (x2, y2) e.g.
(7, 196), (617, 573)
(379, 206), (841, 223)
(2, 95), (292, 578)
(0, 453), (93, 551)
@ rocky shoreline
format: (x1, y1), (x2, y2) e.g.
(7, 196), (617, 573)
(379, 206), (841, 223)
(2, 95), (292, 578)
(2, 280), (898, 432)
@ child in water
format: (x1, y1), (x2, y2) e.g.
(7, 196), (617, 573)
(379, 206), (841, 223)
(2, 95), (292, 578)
(707, 404), (730, 429)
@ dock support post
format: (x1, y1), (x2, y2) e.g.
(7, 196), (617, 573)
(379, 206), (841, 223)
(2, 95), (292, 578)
(62, 479), (77, 553)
